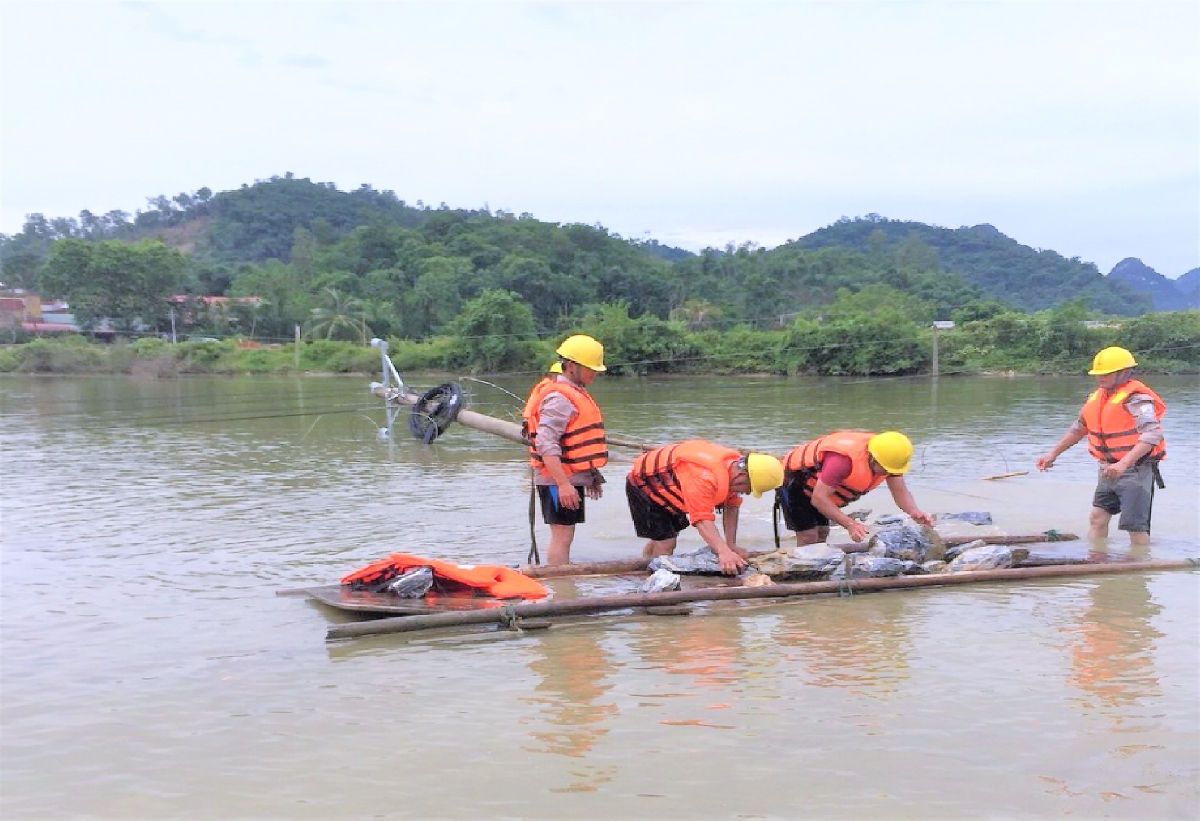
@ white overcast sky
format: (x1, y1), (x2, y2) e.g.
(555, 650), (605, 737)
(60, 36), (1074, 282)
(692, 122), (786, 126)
(2, 1), (1197, 276)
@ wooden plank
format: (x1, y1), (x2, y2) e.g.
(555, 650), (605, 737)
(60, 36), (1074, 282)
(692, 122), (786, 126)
(981, 470), (1029, 480)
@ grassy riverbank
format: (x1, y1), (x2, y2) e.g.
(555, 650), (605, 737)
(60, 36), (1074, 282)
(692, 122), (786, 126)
(2, 314), (1197, 379)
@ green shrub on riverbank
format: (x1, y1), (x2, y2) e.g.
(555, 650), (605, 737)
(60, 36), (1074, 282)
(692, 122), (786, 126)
(3, 308), (1196, 377)
(0, 336), (378, 376)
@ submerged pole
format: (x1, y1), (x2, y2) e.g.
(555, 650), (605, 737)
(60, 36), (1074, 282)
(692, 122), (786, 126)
(326, 558), (1198, 640)
(370, 383), (653, 450)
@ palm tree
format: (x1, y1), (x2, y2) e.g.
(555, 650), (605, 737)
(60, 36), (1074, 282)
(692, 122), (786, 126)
(307, 287), (372, 342)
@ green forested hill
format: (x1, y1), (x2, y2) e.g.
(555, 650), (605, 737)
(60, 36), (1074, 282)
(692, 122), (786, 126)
(0, 175), (1166, 350)
(792, 215), (1152, 315)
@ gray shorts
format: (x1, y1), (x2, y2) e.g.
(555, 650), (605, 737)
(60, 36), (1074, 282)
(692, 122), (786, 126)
(1092, 460), (1157, 533)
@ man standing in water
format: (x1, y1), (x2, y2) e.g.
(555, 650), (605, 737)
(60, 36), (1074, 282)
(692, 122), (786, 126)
(776, 429), (933, 547)
(627, 440), (784, 575)
(1036, 346), (1166, 546)
(522, 334), (608, 565)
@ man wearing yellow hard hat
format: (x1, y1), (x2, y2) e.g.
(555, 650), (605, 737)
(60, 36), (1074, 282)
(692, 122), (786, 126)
(777, 430), (933, 547)
(627, 440), (784, 575)
(521, 334), (608, 565)
(1036, 347), (1167, 546)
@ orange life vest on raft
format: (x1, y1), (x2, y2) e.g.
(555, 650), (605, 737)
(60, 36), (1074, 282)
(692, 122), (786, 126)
(1078, 378), (1166, 464)
(522, 377), (608, 478)
(782, 430), (886, 508)
(341, 553), (549, 600)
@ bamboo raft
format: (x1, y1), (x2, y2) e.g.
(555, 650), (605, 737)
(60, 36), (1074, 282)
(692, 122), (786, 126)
(281, 532), (1200, 641)
(311, 557), (1198, 641)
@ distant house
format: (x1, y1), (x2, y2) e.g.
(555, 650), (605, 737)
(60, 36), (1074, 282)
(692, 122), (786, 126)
(1, 289), (82, 334)
(170, 294), (263, 325)
(1, 290), (41, 322)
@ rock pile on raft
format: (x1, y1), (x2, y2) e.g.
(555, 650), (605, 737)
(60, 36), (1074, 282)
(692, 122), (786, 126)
(657, 508), (1032, 585)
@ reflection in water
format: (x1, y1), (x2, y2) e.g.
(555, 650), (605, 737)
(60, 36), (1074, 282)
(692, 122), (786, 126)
(1065, 573), (1163, 718)
(773, 596), (912, 695)
(520, 580), (619, 791)
(632, 607), (746, 694)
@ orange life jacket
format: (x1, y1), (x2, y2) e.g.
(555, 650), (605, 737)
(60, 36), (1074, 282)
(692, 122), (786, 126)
(1079, 379), (1166, 464)
(629, 439), (738, 515)
(522, 377), (608, 477)
(782, 430), (886, 508)
(341, 553), (549, 600)
(520, 376), (555, 421)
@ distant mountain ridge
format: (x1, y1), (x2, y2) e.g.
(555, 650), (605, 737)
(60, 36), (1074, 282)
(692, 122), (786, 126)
(1108, 258), (1200, 311)
(790, 216), (1153, 315)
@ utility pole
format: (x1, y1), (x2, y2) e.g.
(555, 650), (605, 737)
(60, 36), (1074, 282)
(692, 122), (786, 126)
(930, 321), (954, 377)
(931, 324), (939, 377)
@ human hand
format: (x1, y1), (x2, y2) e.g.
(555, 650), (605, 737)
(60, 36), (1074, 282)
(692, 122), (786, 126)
(585, 483), (603, 500)
(1100, 460), (1129, 480)
(910, 510), (934, 527)
(716, 547), (748, 575)
(846, 520), (871, 542)
(1036, 453), (1056, 471)
(557, 483), (581, 509)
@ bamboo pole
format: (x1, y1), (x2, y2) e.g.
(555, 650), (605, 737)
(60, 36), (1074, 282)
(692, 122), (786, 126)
(326, 558), (1198, 640)
(372, 385), (652, 450)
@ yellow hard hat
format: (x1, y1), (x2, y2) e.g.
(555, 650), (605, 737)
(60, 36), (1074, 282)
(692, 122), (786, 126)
(1088, 346), (1137, 375)
(744, 452), (784, 498)
(867, 431), (913, 475)
(556, 334), (606, 372)
(548, 362), (563, 374)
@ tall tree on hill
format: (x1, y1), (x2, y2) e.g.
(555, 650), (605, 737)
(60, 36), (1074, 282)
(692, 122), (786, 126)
(38, 239), (185, 332)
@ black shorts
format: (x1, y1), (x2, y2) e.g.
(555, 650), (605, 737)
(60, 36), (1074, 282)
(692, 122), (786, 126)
(537, 484), (585, 526)
(776, 475), (828, 532)
(1091, 460), (1156, 532)
(626, 478), (690, 541)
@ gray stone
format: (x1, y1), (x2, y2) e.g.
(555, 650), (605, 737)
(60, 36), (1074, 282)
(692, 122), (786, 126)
(948, 545), (1014, 572)
(641, 567), (682, 592)
(944, 539), (989, 563)
(870, 525), (930, 563)
(750, 543), (846, 580)
(647, 545), (722, 574)
(386, 565), (434, 598)
(937, 511), (994, 525)
(830, 555), (908, 579)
